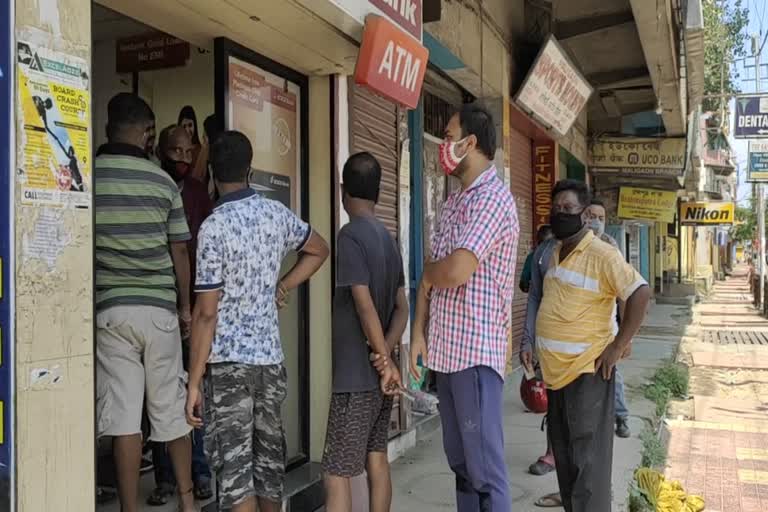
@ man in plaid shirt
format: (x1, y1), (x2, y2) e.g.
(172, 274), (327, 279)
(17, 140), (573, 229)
(410, 104), (519, 512)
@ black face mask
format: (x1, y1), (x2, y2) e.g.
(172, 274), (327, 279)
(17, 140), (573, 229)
(161, 158), (191, 183)
(550, 211), (584, 240)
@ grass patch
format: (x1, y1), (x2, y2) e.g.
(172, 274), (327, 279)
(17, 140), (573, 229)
(640, 429), (666, 468)
(643, 362), (689, 418)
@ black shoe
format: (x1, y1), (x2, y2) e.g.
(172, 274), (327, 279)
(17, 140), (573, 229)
(616, 417), (631, 438)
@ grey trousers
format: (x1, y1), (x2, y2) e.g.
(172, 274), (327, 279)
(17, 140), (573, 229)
(547, 371), (616, 512)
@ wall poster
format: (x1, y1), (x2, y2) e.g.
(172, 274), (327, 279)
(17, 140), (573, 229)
(227, 55), (300, 212)
(16, 40), (90, 208)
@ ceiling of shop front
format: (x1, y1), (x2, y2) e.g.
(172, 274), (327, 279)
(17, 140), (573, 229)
(95, 0), (360, 75)
(552, 0), (656, 134)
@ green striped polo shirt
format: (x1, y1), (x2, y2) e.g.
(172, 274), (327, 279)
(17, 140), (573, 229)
(95, 144), (191, 312)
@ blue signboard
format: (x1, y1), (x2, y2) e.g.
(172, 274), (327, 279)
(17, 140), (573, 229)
(748, 140), (768, 182)
(734, 95), (768, 138)
(0, 0), (13, 509)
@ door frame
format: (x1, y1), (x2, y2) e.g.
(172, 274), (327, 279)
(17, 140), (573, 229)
(213, 37), (310, 469)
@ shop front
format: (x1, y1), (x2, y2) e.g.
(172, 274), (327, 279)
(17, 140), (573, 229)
(590, 137), (687, 292)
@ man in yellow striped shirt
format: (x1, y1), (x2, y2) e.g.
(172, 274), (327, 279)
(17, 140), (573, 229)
(536, 180), (650, 512)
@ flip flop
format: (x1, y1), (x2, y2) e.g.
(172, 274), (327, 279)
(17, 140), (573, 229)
(534, 492), (562, 508)
(529, 459), (556, 475)
(146, 483), (176, 507)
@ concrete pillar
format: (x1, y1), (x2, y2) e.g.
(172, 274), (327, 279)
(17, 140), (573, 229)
(14, 0), (95, 509)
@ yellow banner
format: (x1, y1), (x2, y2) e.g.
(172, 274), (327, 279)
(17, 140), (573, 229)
(590, 137), (686, 171)
(680, 201), (735, 225)
(617, 187), (677, 223)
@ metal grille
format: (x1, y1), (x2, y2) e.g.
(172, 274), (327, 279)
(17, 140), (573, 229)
(701, 329), (768, 345)
(423, 91), (453, 139)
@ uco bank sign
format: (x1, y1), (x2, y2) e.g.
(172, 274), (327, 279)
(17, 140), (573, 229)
(354, 15), (428, 109)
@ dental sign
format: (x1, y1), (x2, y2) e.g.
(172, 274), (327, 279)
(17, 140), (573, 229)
(734, 95), (768, 138)
(354, 15), (428, 109)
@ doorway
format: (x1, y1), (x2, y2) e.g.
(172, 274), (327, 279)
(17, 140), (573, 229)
(92, 5), (310, 510)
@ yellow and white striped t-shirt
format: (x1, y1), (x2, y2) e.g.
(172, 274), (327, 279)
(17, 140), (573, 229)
(535, 231), (646, 390)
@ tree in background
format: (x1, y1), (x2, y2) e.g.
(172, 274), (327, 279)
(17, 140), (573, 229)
(703, 0), (749, 113)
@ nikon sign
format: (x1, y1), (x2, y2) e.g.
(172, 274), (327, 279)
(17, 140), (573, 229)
(679, 201), (735, 225)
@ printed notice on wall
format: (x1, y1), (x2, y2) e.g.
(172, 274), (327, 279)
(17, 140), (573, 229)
(16, 41), (91, 208)
(228, 56), (300, 213)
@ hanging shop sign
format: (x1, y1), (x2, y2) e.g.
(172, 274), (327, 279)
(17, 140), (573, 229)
(330, 0), (423, 41)
(679, 201), (735, 226)
(16, 41), (91, 208)
(116, 32), (190, 73)
(0, 4), (13, 507)
(354, 15), (428, 109)
(589, 137), (686, 178)
(532, 140), (557, 238)
(748, 140), (768, 182)
(734, 95), (768, 139)
(617, 187), (677, 224)
(514, 36), (593, 138)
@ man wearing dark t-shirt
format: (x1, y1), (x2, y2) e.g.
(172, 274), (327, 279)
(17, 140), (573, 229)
(323, 152), (409, 512)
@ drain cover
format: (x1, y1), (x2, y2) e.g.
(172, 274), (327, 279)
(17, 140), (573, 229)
(701, 329), (768, 345)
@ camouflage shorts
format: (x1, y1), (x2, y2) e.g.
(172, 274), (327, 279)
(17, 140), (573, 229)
(204, 363), (287, 506)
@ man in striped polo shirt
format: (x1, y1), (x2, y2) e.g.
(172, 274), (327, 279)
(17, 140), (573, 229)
(537, 180), (650, 512)
(95, 93), (196, 512)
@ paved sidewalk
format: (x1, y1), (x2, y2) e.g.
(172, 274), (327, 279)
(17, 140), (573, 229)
(667, 266), (768, 512)
(391, 302), (689, 511)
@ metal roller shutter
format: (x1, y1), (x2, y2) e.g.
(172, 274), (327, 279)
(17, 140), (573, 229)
(508, 128), (533, 359)
(348, 80), (399, 240)
(347, 80), (401, 435)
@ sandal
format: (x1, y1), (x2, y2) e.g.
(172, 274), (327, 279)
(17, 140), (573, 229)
(529, 458), (556, 476)
(534, 492), (562, 508)
(194, 478), (213, 500)
(146, 482), (176, 507)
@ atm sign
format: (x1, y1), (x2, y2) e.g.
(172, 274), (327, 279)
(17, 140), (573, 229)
(354, 15), (428, 109)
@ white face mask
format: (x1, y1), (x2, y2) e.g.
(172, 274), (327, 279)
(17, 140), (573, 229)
(588, 219), (605, 237)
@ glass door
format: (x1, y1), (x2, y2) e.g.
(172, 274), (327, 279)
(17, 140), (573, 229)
(214, 38), (309, 468)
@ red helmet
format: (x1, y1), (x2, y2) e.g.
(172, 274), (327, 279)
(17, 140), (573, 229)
(520, 374), (548, 413)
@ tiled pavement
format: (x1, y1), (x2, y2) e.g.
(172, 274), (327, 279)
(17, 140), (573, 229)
(665, 268), (768, 512)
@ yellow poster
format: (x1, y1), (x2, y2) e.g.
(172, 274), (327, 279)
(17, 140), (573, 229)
(617, 187), (676, 223)
(17, 41), (90, 208)
(680, 201), (735, 225)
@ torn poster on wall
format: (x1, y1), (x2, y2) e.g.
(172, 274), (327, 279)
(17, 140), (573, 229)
(21, 208), (71, 269)
(16, 41), (91, 208)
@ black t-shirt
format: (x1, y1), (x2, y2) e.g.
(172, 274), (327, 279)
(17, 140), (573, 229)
(332, 215), (404, 393)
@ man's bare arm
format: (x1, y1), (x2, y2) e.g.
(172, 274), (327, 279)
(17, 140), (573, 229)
(188, 290), (219, 392)
(170, 241), (191, 311)
(385, 287), (409, 353)
(423, 249), (478, 289)
(280, 231), (330, 291)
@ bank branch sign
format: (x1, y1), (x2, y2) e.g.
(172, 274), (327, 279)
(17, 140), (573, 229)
(680, 201), (735, 225)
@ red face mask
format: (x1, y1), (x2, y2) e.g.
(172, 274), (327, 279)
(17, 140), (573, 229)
(162, 159), (191, 183)
(438, 137), (468, 175)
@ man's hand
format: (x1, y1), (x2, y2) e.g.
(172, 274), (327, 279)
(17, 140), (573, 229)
(621, 342), (632, 359)
(595, 343), (624, 380)
(380, 365), (403, 396)
(520, 348), (534, 375)
(185, 385), (203, 428)
(409, 333), (428, 381)
(275, 281), (289, 309)
(179, 307), (192, 338)
(370, 352), (390, 375)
